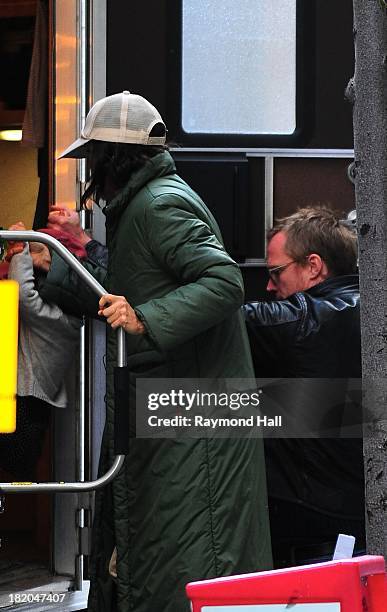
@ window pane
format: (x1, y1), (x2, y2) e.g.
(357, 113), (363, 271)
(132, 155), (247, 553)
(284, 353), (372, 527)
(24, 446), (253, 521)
(182, 0), (297, 135)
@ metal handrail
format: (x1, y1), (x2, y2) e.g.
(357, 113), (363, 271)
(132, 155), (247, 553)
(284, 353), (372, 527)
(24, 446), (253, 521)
(0, 230), (127, 493)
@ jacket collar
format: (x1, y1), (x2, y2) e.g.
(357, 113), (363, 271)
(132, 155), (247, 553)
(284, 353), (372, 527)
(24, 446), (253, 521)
(104, 151), (176, 219)
(306, 274), (359, 298)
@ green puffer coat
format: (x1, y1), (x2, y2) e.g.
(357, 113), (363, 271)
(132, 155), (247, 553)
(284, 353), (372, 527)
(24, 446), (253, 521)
(42, 151), (272, 611)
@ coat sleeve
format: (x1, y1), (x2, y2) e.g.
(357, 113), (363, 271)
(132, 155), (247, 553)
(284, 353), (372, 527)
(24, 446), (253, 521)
(39, 250), (107, 318)
(243, 299), (301, 376)
(134, 194), (245, 351)
(8, 246), (81, 331)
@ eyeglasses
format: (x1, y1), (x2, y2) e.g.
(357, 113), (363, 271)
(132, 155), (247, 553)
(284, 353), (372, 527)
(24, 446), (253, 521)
(266, 260), (298, 282)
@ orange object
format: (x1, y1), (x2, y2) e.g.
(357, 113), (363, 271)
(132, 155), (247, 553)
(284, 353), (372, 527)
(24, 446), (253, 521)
(5, 242), (25, 262)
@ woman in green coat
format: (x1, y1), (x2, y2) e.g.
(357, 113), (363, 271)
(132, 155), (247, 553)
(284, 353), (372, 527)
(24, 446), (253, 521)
(47, 91), (272, 611)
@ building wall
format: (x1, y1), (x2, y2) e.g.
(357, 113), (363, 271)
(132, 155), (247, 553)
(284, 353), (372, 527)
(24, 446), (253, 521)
(0, 141), (39, 229)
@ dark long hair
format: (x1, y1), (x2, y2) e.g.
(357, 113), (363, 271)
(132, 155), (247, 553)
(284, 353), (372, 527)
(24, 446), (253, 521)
(81, 124), (168, 208)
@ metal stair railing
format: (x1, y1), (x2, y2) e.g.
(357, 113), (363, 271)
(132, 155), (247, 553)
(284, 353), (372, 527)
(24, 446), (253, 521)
(0, 230), (129, 493)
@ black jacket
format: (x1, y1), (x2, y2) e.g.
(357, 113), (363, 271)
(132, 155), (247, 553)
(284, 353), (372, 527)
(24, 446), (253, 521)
(244, 275), (361, 379)
(243, 275), (364, 519)
(85, 239), (108, 269)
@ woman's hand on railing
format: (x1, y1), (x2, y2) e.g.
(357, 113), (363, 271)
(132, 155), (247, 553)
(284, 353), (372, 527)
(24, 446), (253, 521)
(29, 242), (52, 272)
(98, 294), (145, 335)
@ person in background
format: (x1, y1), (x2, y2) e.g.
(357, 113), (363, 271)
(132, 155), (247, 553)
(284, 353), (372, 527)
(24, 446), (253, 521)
(243, 206), (364, 567)
(38, 91), (272, 612)
(47, 205), (108, 269)
(0, 222), (81, 479)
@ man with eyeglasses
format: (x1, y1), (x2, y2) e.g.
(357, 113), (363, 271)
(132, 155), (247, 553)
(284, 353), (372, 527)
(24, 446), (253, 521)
(243, 206), (364, 568)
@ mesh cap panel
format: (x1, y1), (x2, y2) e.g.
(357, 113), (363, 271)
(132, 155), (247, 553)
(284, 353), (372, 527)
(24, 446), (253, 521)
(59, 91), (167, 158)
(92, 99), (123, 131)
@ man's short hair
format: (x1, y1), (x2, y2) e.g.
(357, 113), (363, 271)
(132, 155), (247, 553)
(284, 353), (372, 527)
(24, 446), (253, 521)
(268, 206), (358, 276)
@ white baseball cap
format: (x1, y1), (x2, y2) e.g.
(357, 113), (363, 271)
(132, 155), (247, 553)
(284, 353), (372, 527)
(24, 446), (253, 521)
(59, 91), (167, 159)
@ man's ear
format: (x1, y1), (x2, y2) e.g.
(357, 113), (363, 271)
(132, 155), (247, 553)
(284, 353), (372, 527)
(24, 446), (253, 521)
(307, 253), (328, 280)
